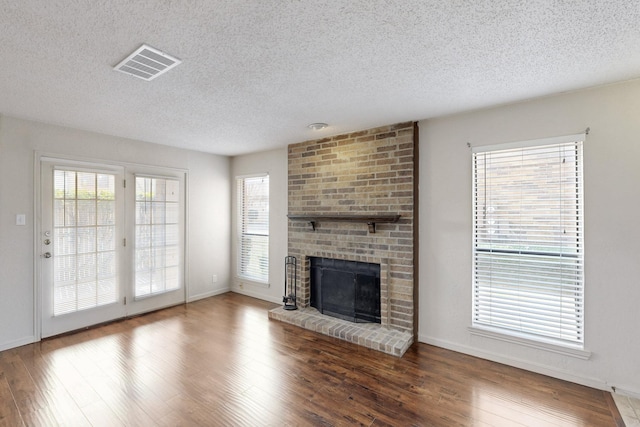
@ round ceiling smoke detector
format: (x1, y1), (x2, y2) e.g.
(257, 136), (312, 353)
(307, 123), (328, 130)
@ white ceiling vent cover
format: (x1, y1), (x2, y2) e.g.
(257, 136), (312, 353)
(114, 44), (181, 81)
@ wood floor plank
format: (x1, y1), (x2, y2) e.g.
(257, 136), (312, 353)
(0, 292), (622, 426)
(0, 372), (24, 427)
(80, 400), (125, 427)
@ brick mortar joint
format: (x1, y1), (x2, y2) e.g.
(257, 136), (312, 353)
(287, 122), (415, 336)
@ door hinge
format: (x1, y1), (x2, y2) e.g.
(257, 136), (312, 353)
(124, 296), (127, 305)
(123, 238), (126, 247)
(123, 179), (126, 188)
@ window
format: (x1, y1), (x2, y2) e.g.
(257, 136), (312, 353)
(135, 176), (181, 297)
(53, 169), (118, 314)
(237, 174), (269, 284)
(472, 134), (584, 347)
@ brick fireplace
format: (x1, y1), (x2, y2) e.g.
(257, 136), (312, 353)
(269, 122), (416, 356)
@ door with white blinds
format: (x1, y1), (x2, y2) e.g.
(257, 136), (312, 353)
(131, 176), (183, 306)
(40, 161), (126, 338)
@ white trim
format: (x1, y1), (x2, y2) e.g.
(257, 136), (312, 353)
(0, 336), (37, 352)
(33, 152), (42, 341)
(471, 132), (586, 153)
(37, 151), (188, 174)
(51, 163), (124, 174)
(41, 155), (125, 170)
(134, 172), (183, 180)
(614, 389), (640, 400)
(183, 173), (190, 302)
(125, 301), (185, 318)
(231, 288), (282, 305)
(418, 333), (611, 392)
(187, 287), (230, 303)
(468, 326), (591, 360)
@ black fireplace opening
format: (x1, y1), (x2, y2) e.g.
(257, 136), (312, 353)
(310, 257), (381, 323)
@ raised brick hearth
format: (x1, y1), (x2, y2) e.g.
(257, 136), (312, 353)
(268, 122), (416, 356)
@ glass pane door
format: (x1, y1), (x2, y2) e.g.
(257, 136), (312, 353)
(41, 162), (125, 337)
(135, 176), (182, 298)
(53, 170), (118, 314)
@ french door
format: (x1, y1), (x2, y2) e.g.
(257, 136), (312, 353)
(40, 161), (126, 337)
(40, 159), (185, 338)
(127, 174), (185, 316)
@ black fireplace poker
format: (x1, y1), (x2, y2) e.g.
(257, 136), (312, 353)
(283, 256), (298, 310)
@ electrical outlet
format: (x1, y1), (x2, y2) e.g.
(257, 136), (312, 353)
(212, 274), (217, 283)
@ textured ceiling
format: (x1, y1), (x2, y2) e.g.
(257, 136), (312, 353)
(1, 1), (640, 156)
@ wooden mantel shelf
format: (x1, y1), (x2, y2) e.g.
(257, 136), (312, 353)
(287, 214), (401, 233)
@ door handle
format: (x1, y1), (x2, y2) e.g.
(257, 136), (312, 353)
(43, 252), (52, 258)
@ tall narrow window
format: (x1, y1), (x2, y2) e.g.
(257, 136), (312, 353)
(135, 176), (181, 297)
(237, 175), (269, 284)
(472, 135), (584, 347)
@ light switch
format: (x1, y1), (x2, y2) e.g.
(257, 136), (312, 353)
(16, 214), (26, 226)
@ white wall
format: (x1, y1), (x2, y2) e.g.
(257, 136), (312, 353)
(230, 148), (288, 304)
(185, 151), (231, 302)
(4, 78), (637, 396)
(419, 79), (640, 397)
(0, 116), (231, 351)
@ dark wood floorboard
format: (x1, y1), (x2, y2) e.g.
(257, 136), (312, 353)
(0, 292), (622, 426)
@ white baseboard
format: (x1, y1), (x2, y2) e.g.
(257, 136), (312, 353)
(231, 287), (282, 305)
(0, 336), (37, 352)
(187, 287), (230, 302)
(613, 388), (640, 400)
(418, 333), (618, 393)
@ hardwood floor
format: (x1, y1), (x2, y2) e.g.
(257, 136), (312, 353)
(0, 293), (623, 426)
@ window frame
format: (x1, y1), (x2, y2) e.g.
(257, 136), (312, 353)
(470, 133), (587, 353)
(236, 173), (270, 285)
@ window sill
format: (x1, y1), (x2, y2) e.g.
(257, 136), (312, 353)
(468, 326), (591, 360)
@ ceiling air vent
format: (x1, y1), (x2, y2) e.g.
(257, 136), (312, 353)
(114, 44), (181, 81)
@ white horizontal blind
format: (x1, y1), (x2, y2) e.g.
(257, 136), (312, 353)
(53, 170), (118, 315)
(135, 176), (181, 297)
(472, 137), (584, 346)
(237, 175), (269, 283)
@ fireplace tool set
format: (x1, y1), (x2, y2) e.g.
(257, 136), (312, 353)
(283, 256), (298, 310)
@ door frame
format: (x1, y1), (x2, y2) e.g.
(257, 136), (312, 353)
(34, 152), (189, 340)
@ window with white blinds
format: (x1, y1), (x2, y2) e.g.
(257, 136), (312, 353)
(53, 170), (118, 315)
(135, 176), (181, 298)
(237, 175), (269, 284)
(472, 135), (584, 347)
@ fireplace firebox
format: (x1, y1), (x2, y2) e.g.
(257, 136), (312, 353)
(310, 257), (381, 323)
